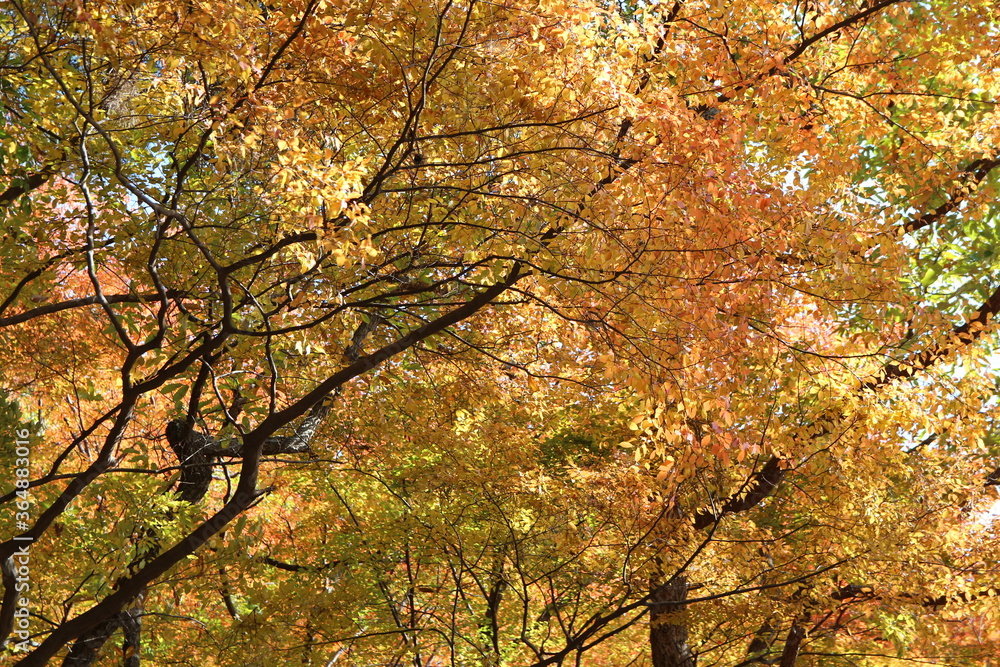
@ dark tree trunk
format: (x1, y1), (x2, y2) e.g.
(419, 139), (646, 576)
(778, 623), (805, 667)
(119, 593), (144, 667)
(650, 576), (695, 667)
(62, 616), (121, 667)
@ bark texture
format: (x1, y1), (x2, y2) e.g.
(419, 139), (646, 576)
(650, 575), (695, 667)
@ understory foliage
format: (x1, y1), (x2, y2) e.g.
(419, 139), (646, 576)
(2, 0), (1000, 665)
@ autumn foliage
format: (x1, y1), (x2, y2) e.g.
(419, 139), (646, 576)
(2, 0), (1000, 665)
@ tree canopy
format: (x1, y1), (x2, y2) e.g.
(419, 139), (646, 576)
(2, 0), (1000, 665)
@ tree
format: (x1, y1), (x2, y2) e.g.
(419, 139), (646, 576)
(2, 0), (1000, 665)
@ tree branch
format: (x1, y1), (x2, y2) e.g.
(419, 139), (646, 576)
(692, 457), (786, 529)
(903, 157), (1000, 234)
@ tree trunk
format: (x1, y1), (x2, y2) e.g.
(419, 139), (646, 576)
(650, 576), (695, 667)
(778, 623), (805, 667)
(120, 592), (145, 667)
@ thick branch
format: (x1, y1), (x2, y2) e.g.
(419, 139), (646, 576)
(708, 0), (904, 108)
(692, 457), (785, 529)
(0, 164), (61, 208)
(0, 292), (182, 328)
(204, 394), (336, 458)
(822, 580), (999, 609)
(782, 0), (904, 66)
(904, 157), (1000, 234)
(259, 555), (337, 572)
(864, 280), (1000, 390)
(693, 276), (1000, 526)
(63, 397), (336, 665)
